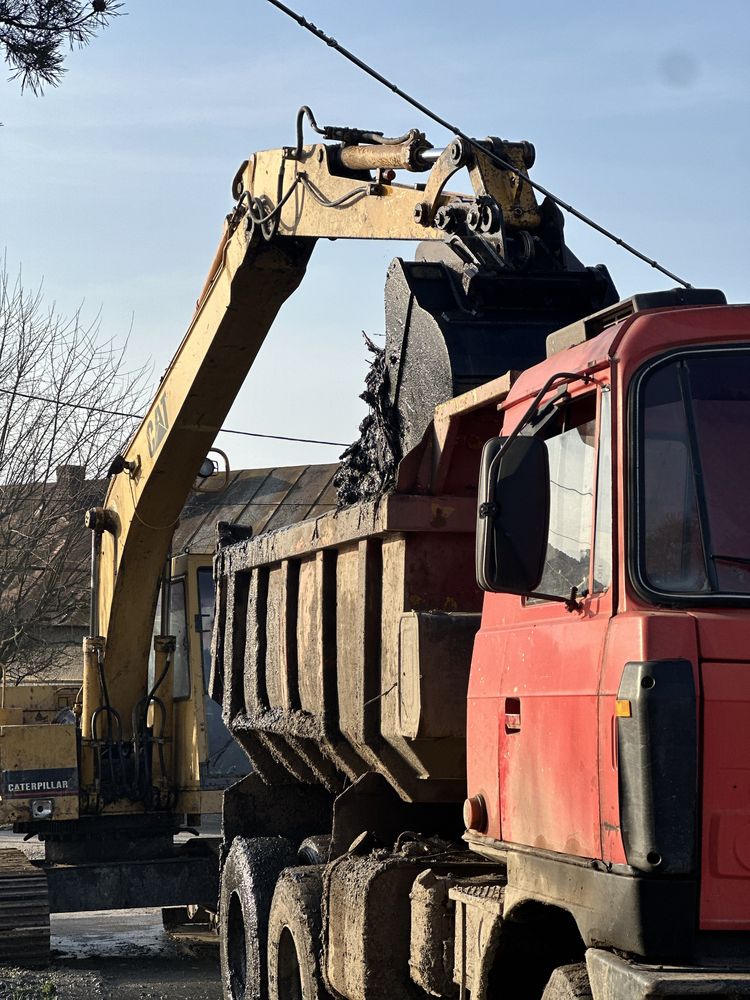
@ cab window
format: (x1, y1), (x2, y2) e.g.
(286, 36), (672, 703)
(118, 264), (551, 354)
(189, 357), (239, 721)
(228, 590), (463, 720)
(197, 567), (215, 692)
(531, 389), (611, 602)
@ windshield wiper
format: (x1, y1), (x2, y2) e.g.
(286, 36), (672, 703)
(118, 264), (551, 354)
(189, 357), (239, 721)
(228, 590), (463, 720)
(676, 361), (720, 592)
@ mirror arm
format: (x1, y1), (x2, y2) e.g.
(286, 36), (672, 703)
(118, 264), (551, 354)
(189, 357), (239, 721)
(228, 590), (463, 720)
(497, 371), (592, 467)
(528, 387), (570, 435)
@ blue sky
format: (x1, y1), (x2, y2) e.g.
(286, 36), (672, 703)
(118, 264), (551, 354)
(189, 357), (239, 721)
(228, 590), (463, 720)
(1, 0), (748, 469)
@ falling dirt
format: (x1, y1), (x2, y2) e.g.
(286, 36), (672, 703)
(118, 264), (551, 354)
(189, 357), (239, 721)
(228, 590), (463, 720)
(334, 333), (400, 508)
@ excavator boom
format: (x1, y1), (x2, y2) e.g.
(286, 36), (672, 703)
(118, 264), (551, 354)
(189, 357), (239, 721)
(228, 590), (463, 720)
(87, 128), (563, 754)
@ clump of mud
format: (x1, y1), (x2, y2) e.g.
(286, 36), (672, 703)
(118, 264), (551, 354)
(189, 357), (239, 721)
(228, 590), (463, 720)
(334, 334), (400, 508)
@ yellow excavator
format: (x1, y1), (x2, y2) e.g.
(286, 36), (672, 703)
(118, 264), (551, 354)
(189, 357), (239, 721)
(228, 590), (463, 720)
(0, 107), (617, 963)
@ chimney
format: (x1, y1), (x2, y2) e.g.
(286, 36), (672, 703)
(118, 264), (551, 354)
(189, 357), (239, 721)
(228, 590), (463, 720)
(56, 465), (86, 494)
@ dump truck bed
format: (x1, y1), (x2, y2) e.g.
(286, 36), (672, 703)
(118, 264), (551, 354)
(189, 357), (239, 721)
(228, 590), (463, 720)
(212, 491), (482, 803)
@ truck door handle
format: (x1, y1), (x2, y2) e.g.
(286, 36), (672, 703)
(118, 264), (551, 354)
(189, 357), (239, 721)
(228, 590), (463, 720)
(504, 697), (521, 733)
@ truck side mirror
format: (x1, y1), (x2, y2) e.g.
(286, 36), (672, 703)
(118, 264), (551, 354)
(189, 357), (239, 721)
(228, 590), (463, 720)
(476, 435), (550, 594)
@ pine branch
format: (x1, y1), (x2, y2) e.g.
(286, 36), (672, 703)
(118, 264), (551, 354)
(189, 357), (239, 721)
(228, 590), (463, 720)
(0, 1), (124, 94)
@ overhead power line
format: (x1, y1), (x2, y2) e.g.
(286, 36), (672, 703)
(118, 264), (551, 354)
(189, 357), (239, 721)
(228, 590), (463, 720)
(265, 0), (692, 289)
(0, 386), (348, 448)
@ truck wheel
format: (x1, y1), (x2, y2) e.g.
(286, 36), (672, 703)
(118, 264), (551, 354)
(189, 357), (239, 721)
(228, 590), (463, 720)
(297, 836), (331, 865)
(267, 867), (330, 1000)
(219, 836), (296, 1000)
(541, 963), (593, 1000)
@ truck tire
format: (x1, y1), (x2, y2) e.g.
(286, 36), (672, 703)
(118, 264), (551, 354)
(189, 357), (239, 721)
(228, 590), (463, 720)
(220, 836), (296, 1000)
(297, 836), (331, 865)
(541, 963), (593, 1000)
(267, 866), (330, 1000)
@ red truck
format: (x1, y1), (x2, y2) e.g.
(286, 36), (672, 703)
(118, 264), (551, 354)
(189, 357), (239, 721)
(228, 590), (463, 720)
(214, 283), (750, 1000)
(467, 291), (750, 997)
(202, 121), (750, 1000)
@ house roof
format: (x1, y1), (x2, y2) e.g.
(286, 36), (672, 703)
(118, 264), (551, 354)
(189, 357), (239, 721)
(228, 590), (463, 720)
(173, 463), (339, 555)
(2, 463), (339, 637)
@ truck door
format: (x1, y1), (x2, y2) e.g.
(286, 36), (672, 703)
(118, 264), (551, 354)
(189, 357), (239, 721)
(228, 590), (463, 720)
(496, 384), (612, 859)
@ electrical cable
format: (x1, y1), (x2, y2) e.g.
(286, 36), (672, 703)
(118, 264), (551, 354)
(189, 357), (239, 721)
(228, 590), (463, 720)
(265, 0), (692, 289)
(0, 386), (348, 447)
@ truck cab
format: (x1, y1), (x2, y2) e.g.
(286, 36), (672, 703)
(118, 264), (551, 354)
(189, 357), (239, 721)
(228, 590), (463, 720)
(468, 293), (750, 988)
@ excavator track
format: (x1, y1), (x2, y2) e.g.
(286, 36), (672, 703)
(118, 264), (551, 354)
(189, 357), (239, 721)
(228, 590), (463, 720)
(0, 848), (50, 966)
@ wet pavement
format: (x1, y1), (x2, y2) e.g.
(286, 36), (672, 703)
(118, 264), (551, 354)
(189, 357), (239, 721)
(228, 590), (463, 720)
(0, 831), (223, 1000)
(1, 906), (222, 999)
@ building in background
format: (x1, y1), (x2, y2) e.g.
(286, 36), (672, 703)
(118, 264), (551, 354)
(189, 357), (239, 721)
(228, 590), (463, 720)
(0, 462), (338, 686)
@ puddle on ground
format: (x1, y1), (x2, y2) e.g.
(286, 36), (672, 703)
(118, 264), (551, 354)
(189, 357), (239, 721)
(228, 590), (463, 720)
(51, 909), (182, 961)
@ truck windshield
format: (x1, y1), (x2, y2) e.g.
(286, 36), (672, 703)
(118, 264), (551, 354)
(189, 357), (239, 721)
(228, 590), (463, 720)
(636, 348), (750, 599)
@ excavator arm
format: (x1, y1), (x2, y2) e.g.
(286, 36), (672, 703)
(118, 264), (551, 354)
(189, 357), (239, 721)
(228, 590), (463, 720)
(80, 117), (598, 812)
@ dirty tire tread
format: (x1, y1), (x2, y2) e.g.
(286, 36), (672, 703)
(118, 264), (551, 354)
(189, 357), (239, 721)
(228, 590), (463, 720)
(219, 836), (296, 1000)
(267, 866), (330, 1000)
(541, 963), (593, 1000)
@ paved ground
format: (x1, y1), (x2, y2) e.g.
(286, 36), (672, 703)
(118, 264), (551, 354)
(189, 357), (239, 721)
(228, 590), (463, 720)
(0, 831), (223, 1000)
(1, 907), (223, 999)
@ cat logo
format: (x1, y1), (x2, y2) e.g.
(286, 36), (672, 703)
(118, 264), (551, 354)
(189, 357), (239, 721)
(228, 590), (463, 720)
(146, 394), (169, 458)
(1, 767), (79, 799)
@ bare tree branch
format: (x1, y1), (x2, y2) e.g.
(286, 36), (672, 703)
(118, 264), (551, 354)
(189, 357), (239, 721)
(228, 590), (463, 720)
(0, 257), (149, 682)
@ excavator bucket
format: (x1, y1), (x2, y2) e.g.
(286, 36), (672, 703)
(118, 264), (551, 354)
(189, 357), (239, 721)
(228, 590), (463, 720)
(336, 246), (618, 504)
